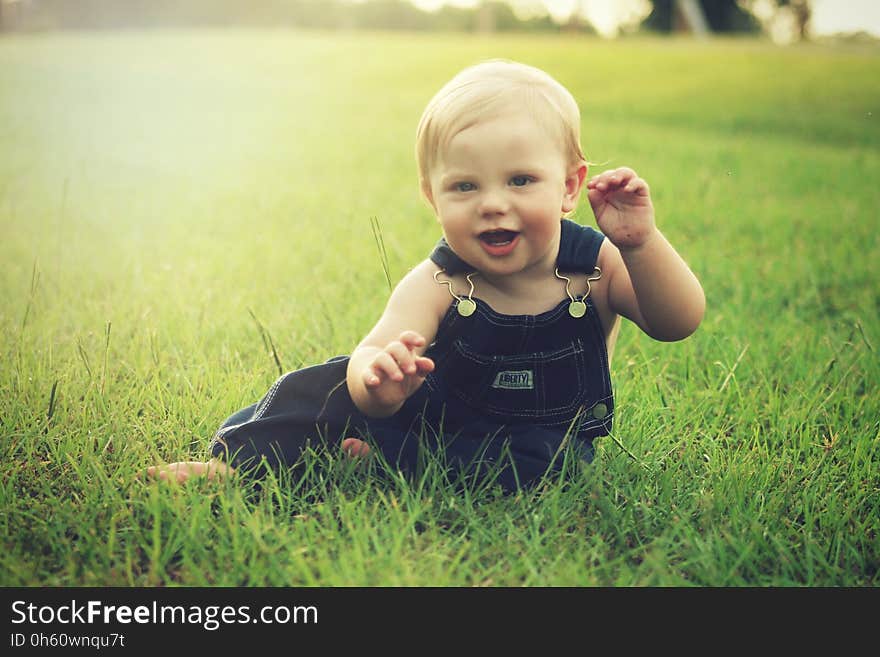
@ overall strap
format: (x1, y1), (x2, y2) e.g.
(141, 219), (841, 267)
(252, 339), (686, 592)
(556, 219), (605, 272)
(429, 238), (474, 275)
(428, 219), (605, 274)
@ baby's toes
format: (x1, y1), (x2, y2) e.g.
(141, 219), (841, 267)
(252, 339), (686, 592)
(342, 438), (371, 459)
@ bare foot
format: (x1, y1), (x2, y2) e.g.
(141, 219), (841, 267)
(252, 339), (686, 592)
(145, 459), (234, 484)
(341, 438), (370, 459)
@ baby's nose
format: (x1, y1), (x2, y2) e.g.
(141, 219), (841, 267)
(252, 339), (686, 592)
(478, 189), (509, 216)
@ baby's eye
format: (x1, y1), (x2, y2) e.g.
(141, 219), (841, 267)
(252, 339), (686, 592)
(455, 182), (476, 192)
(509, 175), (533, 187)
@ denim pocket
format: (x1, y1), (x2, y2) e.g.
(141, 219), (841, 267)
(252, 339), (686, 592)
(441, 339), (592, 425)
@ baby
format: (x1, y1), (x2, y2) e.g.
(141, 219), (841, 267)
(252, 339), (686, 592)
(149, 60), (705, 491)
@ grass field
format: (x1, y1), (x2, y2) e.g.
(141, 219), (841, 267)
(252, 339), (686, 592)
(1, 29), (878, 586)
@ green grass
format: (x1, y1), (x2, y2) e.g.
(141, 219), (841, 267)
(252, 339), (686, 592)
(1, 30), (878, 586)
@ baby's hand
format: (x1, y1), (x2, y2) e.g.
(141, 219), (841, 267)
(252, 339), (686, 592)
(586, 167), (657, 251)
(361, 331), (435, 412)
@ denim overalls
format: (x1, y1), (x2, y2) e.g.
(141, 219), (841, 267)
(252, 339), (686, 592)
(211, 220), (613, 491)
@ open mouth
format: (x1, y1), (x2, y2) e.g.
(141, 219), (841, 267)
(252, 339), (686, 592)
(478, 229), (520, 256)
(479, 229), (519, 246)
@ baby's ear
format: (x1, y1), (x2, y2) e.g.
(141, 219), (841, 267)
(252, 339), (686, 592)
(562, 164), (588, 213)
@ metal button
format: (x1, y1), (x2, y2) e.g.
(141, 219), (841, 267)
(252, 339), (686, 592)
(591, 403), (608, 420)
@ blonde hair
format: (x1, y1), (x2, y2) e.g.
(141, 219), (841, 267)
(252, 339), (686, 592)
(416, 59), (586, 189)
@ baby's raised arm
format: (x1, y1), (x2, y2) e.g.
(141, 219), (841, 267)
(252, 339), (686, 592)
(588, 167), (705, 341)
(347, 260), (449, 418)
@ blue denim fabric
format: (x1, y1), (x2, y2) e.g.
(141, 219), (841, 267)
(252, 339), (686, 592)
(211, 220), (613, 491)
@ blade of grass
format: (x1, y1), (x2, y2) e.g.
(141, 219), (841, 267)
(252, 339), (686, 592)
(370, 215), (392, 293)
(247, 307), (284, 376)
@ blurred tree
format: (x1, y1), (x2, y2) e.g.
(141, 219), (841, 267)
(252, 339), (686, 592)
(350, 0), (432, 30)
(740, 0), (812, 40)
(642, 0), (761, 34)
(785, 0), (811, 39)
(0, 0), (594, 33)
(561, 8), (598, 37)
(475, 1), (557, 33)
(0, 0), (28, 31)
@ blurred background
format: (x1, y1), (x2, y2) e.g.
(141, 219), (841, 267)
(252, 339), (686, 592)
(1, 0), (877, 392)
(1, 0), (878, 45)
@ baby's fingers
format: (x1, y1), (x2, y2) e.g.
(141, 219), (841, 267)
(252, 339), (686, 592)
(588, 167), (637, 191)
(414, 356), (435, 376)
(363, 369), (382, 387)
(386, 340), (419, 376)
(398, 330), (427, 351)
(365, 352), (403, 385)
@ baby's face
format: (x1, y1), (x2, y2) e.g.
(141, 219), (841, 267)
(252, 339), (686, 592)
(426, 110), (582, 278)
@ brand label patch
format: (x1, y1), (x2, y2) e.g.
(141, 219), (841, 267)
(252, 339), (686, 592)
(492, 370), (534, 390)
